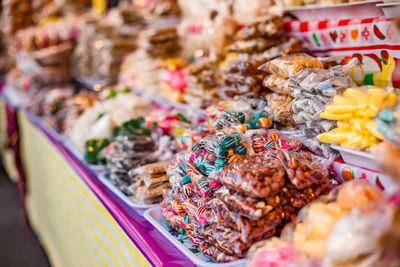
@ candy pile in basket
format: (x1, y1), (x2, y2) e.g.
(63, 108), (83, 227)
(246, 180), (400, 267)
(160, 102), (340, 262)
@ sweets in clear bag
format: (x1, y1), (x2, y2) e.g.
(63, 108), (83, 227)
(258, 53), (323, 79)
(213, 153), (286, 198)
(288, 58), (358, 98)
(263, 74), (291, 95)
(265, 93), (294, 123)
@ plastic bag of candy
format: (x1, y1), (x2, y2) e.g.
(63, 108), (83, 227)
(191, 198), (283, 257)
(213, 152), (286, 198)
(263, 74), (291, 95)
(213, 186), (283, 220)
(258, 53), (323, 79)
(288, 58), (358, 97)
(265, 93), (294, 122)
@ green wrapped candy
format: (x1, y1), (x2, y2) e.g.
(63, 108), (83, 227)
(234, 112), (245, 123)
(235, 145), (247, 155)
(181, 175), (191, 185)
(221, 136), (236, 150)
(214, 157), (227, 167)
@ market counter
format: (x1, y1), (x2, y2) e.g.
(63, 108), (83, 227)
(18, 112), (194, 267)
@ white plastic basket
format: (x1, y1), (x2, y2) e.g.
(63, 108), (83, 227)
(332, 145), (379, 171)
(144, 206), (246, 267)
(98, 172), (159, 214)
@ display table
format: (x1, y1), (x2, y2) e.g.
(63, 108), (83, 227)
(19, 112), (194, 267)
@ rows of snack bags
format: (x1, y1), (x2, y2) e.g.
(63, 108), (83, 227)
(1, 0), (400, 266)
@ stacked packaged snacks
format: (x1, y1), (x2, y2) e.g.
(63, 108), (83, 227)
(225, 15), (285, 56)
(103, 135), (157, 188)
(317, 86), (397, 151)
(127, 161), (171, 204)
(121, 24), (184, 100)
(142, 27), (181, 59)
(73, 12), (141, 85)
(10, 17), (80, 91)
(246, 181), (400, 267)
(69, 93), (150, 152)
(217, 16), (287, 100)
(287, 59), (358, 158)
(74, 25), (138, 84)
(259, 53), (324, 129)
(183, 59), (222, 108)
(101, 112), (190, 201)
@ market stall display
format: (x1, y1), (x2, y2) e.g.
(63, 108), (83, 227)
(1, 1), (400, 267)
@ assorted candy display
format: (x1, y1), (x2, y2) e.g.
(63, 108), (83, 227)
(160, 105), (338, 262)
(3, 1), (400, 266)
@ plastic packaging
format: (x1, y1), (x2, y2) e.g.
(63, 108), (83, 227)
(263, 74), (291, 95)
(265, 93), (294, 123)
(246, 181), (400, 267)
(288, 58), (358, 97)
(258, 53), (323, 79)
(279, 151), (329, 190)
(192, 198), (283, 257)
(127, 161), (171, 204)
(213, 186), (283, 220)
(213, 153), (286, 198)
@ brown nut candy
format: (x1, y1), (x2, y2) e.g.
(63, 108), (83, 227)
(214, 186), (282, 220)
(215, 155), (286, 198)
(284, 151), (329, 190)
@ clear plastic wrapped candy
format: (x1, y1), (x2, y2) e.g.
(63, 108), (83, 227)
(258, 53), (323, 79)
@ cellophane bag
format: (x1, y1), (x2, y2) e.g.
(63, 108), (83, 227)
(258, 53), (323, 79)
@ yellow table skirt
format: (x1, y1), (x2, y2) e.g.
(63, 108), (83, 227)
(19, 113), (151, 267)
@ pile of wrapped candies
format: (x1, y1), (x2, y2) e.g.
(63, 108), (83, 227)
(246, 181), (400, 267)
(160, 101), (338, 262)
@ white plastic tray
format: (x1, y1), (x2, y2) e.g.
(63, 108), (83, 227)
(98, 172), (159, 214)
(332, 145), (379, 171)
(63, 138), (106, 173)
(144, 206), (246, 267)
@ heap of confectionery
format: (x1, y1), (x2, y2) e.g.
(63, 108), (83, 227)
(160, 101), (338, 262)
(3, 1), (400, 266)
